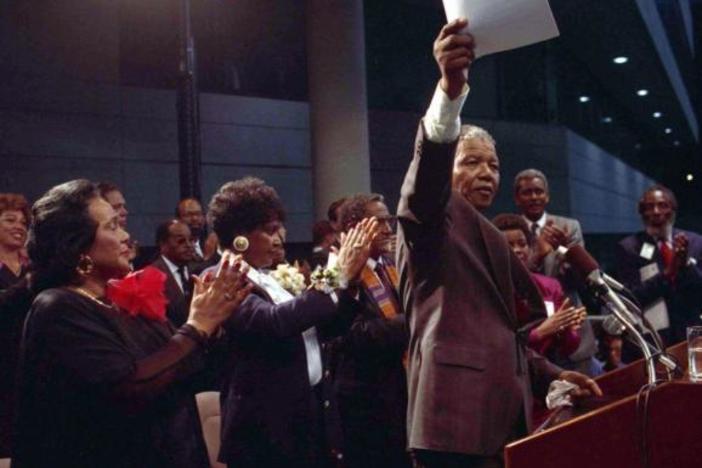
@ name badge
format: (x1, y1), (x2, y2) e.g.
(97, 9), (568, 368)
(640, 242), (655, 260)
(640, 263), (659, 282)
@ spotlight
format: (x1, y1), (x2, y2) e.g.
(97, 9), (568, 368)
(653, 112), (662, 118)
(602, 116), (613, 123)
(665, 128), (672, 134)
(636, 89), (649, 97)
(613, 56), (629, 64)
(674, 140), (681, 146)
(579, 96), (590, 103)
(686, 174), (694, 182)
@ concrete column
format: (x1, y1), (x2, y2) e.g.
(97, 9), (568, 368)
(306, 0), (371, 220)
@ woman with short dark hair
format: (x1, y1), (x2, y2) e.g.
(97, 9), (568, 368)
(13, 179), (250, 468)
(208, 177), (378, 468)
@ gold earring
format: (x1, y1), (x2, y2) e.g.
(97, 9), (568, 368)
(233, 236), (249, 252)
(76, 254), (94, 276)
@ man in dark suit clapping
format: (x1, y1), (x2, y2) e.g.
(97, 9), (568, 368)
(397, 18), (601, 467)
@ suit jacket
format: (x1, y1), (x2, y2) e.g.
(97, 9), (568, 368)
(397, 124), (561, 456)
(534, 213), (598, 368)
(616, 229), (702, 344)
(216, 278), (358, 467)
(150, 257), (191, 327)
(540, 213), (583, 278)
(331, 257), (409, 467)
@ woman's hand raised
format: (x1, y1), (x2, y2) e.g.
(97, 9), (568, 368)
(187, 252), (253, 336)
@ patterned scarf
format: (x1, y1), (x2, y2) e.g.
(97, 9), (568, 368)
(359, 259), (401, 319)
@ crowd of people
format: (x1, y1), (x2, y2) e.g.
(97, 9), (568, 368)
(1, 17), (701, 468)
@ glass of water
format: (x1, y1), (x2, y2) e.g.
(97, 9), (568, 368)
(687, 326), (702, 382)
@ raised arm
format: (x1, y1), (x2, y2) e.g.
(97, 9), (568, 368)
(397, 19), (475, 225)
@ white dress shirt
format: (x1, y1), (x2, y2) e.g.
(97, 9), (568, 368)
(161, 255), (188, 293)
(423, 83), (470, 143)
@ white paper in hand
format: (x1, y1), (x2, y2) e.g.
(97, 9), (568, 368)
(442, 0), (560, 58)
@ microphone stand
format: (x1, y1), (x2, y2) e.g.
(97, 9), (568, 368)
(593, 281), (678, 383)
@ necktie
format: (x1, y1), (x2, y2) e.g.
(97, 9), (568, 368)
(659, 240), (674, 269)
(177, 265), (191, 298)
(531, 222), (540, 239)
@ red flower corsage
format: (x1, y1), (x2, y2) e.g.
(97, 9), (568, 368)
(107, 266), (169, 322)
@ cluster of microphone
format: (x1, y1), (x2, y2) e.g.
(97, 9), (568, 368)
(555, 245), (678, 382)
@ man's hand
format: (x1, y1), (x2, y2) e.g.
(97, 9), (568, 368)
(531, 220), (568, 266)
(558, 370), (603, 399)
(434, 18), (475, 100)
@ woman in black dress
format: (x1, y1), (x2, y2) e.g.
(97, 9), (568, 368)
(12, 179), (251, 468)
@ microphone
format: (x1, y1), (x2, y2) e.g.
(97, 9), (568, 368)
(556, 245), (641, 329)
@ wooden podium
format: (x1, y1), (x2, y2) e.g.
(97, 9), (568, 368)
(504, 342), (702, 468)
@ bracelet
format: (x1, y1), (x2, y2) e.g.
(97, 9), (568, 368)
(176, 323), (209, 347)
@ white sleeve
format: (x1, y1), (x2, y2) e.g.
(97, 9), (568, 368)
(421, 83), (470, 143)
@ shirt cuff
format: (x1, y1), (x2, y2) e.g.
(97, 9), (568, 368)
(422, 83), (470, 143)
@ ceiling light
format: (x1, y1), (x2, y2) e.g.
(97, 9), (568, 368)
(653, 112), (662, 118)
(635, 143), (642, 150)
(602, 116), (613, 123)
(637, 89), (649, 97)
(579, 96), (590, 103)
(613, 56), (629, 64)
(686, 174), (694, 182)
(674, 140), (681, 146)
(665, 128), (672, 134)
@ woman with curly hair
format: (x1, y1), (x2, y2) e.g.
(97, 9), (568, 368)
(207, 177), (378, 468)
(0, 193), (31, 290)
(12, 179), (251, 468)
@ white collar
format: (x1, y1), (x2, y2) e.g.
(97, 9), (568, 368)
(523, 212), (547, 230)
(161, 255), (186, 276)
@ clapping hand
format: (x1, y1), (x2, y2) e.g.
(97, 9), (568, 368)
(335, 218), (380, 284)
(533, 298), (587, 340)
(187, 252), (253, 336)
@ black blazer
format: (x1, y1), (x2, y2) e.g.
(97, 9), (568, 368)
(616, 229), (702, 344)
(150, 257), (190, 327)
(217, 282), (357, 467)
(331, 258), (409, 467)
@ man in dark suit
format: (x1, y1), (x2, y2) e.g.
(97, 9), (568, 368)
(398, 19), (601, 467)
(513, 168), (601, 376)
(616, 184), (702, 347)
(332, 193), (410, 468)
(150, 219), (196, 326)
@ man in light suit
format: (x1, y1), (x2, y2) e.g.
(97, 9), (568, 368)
(397, 19), (601, 468)
(616, 185), (702, 347)
(150, 219), (196, 327)
(513, 169), (601, 376)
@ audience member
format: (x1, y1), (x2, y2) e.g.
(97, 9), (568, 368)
(514, 168), (601, 376)
(616, 184), (702, 347)
(207, 177), (378, 467)
(327, 197), (347, 234)
(492, 214), (586, 361)
(309, 220), (337, 270)
(0, 193), (30, 290)
(333, 193), (410, 468)
(97, 181), (138, 265)
(0, 193), (31, 457)
(175, 198), (207, 261)
(151, 219), (196, 326)
(397, 19), (600, 467)
(13, 179), (250, 467)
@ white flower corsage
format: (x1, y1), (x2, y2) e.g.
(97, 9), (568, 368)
(309, 265), (347, 294)
(269, 263), (307, 296)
